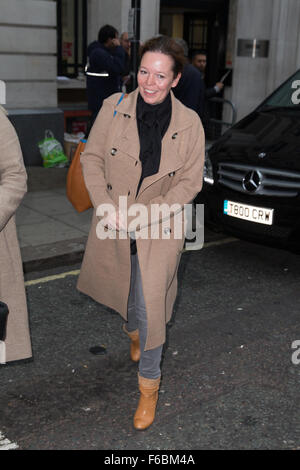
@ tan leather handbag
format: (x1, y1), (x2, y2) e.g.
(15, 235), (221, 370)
(66, 93), (126, 213)
(66, 138), (92, 212)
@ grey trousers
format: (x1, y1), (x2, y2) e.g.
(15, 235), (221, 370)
(126, 253), (163, 380)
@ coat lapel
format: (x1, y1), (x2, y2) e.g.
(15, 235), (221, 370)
(113, 90), (140, 162)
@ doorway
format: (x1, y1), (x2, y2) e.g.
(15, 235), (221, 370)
(160, 0), (230, 138)
(160, 0), (229, 87)
(56, 0), (88, 78)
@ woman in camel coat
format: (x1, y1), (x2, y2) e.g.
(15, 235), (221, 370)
(78, 36), (204, 429)
(0, 107), (32, 364)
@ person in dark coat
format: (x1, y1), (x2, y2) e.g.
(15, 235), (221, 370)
(192, 50), (224, 98)
(86, 24), (126, 124)
(173, 39), (205, 120)
(120, 32), (133, 93)
(192, 50), (225, 138)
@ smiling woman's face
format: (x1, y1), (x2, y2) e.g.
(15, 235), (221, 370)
(137, 51), (181, 105)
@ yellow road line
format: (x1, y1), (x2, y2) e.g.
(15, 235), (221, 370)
(25, 269), (80, 286)
(203, 237), (238, 248)
(24, 238), (238, 287)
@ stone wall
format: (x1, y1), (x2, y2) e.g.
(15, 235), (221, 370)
(224, 0), (300, 122)
(0, 0), (57, 108)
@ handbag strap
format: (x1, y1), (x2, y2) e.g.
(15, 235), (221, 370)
(113, 92), (126, 117)
(82, 93), (126, 144)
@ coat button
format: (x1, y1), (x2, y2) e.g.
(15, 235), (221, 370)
(169, 171), (175, 177)
(135, 161), (138, 166)
(172, 133), (178, 139)
(128, 190), (131, 196)
(111, 148), (117, 155)
(107, 183), (112, 190)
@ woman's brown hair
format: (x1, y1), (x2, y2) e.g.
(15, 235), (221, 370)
(140, 36), (186, 78)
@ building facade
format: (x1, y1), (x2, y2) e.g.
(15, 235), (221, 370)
(1, 0), (300, 163)
(225, 0), (300, 121)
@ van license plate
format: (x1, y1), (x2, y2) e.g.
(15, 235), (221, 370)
(224, 200), (274, 225)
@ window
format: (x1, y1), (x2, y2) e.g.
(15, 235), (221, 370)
(184, 15), (208, 56)
(57, 0), (87, 77)
(189, 17), (208, 50)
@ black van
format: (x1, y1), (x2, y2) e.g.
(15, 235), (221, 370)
(198, 70), (300, 252)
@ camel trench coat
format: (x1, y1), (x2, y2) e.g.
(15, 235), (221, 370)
(0, 108), (32, 363)
(77, 89), (204, 350)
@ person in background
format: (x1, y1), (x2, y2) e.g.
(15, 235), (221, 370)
(0, 105), (32, 365)
(120, 32), (131, 56)
(86, 24), (126, 125)
(77, 35), (205, 431)
(192, 50), (225, 138)
(173, 38), (205, 119)
(120, 32), (132, 93)
(192, 50), (224, 98)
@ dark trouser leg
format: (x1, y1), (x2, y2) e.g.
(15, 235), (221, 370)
(127, 253), (138, 332)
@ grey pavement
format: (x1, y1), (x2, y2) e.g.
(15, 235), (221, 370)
(17, 167), (92, 271)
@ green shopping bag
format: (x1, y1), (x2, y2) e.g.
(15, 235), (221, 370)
(38, 130), (68, 168)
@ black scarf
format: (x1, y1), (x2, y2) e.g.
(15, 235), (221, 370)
(130, 93), (172, 254)
(136, 92), (172, 188)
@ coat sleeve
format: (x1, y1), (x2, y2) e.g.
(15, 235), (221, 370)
(0, 111), (27, 232)
(153, 117), (204, 205)
(90, 46), (126, 77)
(205, 86), (219, 99)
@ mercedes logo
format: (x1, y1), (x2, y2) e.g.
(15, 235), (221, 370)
(242, 170), (262, 193)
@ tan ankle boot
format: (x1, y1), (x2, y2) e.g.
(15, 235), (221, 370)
(133, 374), (161, 430)
(123, 324), (140, 362)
